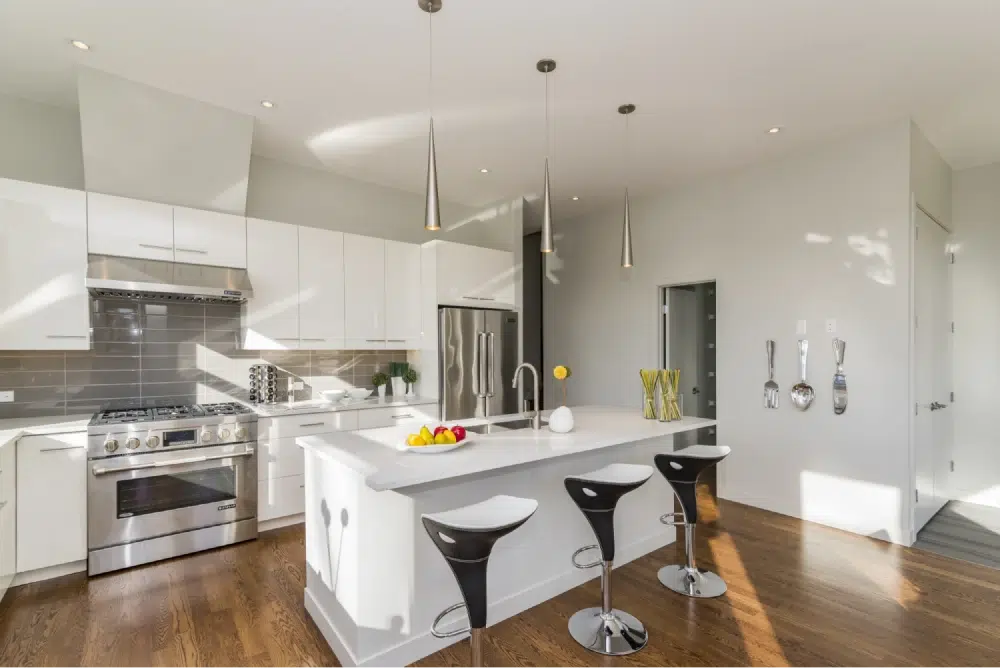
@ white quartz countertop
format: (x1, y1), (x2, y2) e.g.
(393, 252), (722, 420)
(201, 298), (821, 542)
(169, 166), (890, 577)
(253, 396), (436, 418)
(297, 405), (716, 491)
(0, 413), (92, 450)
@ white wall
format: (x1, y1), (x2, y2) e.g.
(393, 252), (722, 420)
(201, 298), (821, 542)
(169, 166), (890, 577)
(911, 120), (953, 227)
(950, 162), (1000, 508)
(544, 119), (914, 543)
(0, 93), (84, 190)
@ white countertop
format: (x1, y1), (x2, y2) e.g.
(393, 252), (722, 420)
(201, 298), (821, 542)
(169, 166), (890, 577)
(0, 413), (92, 450)
(297, 405), (716, 491)
(253, 396), (437, 418)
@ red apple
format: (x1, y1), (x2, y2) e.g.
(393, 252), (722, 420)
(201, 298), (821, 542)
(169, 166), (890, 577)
(433, 426), (448, 436)
(451, 426), (467, 442)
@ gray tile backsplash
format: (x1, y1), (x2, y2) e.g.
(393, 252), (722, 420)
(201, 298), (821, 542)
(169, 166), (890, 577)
(0, 297), (412, 419)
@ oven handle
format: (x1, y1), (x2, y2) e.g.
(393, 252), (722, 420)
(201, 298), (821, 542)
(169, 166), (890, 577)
(91, 448), (254, 476)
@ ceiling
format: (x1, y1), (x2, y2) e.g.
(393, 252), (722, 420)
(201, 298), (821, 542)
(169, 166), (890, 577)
(2, 0), (1000, 211)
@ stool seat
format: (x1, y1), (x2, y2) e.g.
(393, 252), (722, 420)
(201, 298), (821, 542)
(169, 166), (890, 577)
(423, 495), (539, 532)
(567, 463), (654, 486)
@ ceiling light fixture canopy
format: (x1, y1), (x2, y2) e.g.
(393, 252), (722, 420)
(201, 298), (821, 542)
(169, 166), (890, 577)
(768, 126), (782, 134)
(420, 0), (443, 231)
(538, 59), (556, 254)
(260, 100), (274, 109)
(619, 103), (636, 268)
(71, 40), (90, 50)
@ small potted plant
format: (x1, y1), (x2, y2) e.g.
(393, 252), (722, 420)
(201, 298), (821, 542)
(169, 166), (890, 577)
(389, 362), (409, 396)
(372, 371), (389, 399)
(402, 367), (418, 397)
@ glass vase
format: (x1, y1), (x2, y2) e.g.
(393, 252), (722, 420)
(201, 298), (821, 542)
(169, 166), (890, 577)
(640, 369), (658, 419)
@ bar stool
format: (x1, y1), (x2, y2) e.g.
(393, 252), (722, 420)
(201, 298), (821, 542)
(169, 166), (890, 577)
(422, 495), (538, 667)
(654, 445), (731, 598)
(564, 463), (653, 656)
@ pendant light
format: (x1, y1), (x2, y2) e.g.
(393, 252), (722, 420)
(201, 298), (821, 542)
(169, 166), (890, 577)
(419, 0), (442, 231)
(618, 103), (636, 268)
(537, 59), (556, 253)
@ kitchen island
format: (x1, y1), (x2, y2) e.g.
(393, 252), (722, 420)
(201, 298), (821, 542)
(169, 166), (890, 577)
(297, 406), (717, 666)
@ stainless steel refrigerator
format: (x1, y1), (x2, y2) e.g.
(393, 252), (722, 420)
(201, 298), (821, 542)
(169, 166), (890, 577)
(439, 307), (519, 421)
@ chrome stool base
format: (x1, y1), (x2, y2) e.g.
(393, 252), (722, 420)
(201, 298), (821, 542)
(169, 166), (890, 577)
(658, 564), (728, 598)
(567, 607), (648, 656)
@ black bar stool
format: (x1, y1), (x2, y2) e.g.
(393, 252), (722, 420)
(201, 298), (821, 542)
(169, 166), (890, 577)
(422, 495), (538, 667)
(654, 444), (731, 598)
(564, 463), (653, 656)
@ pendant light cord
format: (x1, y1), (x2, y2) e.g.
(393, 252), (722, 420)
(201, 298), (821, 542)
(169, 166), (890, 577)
(428, 9), (434, 118)
(624, 111), (629, 188)
(545, 70), (550, 160)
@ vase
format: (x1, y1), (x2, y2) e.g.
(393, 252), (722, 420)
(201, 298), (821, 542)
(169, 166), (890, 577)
(640, 369), (658, 419)
(377, 385), (386, 399)
(405, 382), (415, 398)
(390, 377), (405, 396)
(548, 406), (574, 433)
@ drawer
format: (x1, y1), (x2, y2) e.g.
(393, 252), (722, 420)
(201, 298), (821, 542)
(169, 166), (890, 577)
(258, 474), (305, 522)
(258, 437), (304, 481)
(259, 410), (359, 441)
(357, 404), (439, 430)
(0, 443), (14, 505)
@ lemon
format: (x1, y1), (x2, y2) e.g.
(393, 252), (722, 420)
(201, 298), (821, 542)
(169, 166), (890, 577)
(406, 434), (425, 447)
(553, 365), (571, 380)
(434, 432), (449, 445)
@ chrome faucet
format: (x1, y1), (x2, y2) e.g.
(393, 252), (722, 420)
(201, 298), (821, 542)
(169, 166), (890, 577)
(512, 363), (541, 430)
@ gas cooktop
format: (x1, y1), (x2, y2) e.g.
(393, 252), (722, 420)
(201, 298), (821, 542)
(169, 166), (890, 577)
(90, 402), (253, 426)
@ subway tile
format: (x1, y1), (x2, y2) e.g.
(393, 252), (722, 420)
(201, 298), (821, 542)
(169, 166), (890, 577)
(141, 342), (199, 357)
(91, 328), (141, 344)
(0, 402), (66, 419)
(64, 399), (109, 415)
(141, 314), (204, 331)
(0, 370), (64, 388)
(66, 354), (141, 371)
(66, 369), (140, 386)
(205, 303), (241, 320)
(92, 340), (141, 356)
(138, 395), (197, 408)
(140, 302), (205, 319)
(66, 384), (140, 402)
(142, 382), (200, 399)
(143, 329), (204, 344)
(260, 351), (310, 367)
(204, 330), (239, 346)
(0, 355), (65, 372)
(4, 385), (66, 404)
(141, 368), (203, 384)
(141, 355), (198, 371)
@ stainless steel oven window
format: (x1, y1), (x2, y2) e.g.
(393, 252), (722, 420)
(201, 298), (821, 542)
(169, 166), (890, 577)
(116, 465), (237, 518)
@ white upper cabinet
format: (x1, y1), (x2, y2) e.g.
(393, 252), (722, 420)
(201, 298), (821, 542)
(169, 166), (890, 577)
(87, 192), (174, 261)
(384, 240), (421, 350)
(299, 226), (346, 349)
(244, 218), (299, 350)
(344, 233), (386, 349)
(435, 241), (515, 308)
(172, 206), (247, 268)
(0, 178), (90, 350)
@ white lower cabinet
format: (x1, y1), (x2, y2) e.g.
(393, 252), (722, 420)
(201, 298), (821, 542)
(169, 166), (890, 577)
(357, 404), (439, 430)
(16, 433), (87, 573)
(258, 474), (306, 522)
(0, 443), (16, 602)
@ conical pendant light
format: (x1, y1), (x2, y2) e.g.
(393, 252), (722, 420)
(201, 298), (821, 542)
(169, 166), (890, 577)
(537, 59), (556, 253)
(618, 103), (636, 268)
(420, 0), (442, 231)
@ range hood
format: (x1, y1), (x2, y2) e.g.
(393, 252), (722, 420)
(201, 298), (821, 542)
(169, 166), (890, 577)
(86, 254), (254, 304)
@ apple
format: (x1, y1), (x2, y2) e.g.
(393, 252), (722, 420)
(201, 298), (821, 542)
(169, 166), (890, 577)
(451, 425), (467, 442)
(433, 426), (448, 436)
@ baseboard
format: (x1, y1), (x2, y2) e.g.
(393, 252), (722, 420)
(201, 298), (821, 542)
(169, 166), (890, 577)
(12, 560), (86, 587)
(259, 513), (304, 533)
(304, 530), (674, 667)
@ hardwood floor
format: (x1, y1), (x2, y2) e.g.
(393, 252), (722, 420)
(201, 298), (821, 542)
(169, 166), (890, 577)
(2, 499), (1000, 666)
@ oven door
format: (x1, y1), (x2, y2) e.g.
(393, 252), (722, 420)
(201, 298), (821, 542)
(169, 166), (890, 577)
(88, 442), (257, 550)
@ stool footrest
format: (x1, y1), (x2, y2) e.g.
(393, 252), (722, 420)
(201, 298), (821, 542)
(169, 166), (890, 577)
(571, 544), (603, 569)
(660, 512), (685, 526)
(431, 602), (471, 638)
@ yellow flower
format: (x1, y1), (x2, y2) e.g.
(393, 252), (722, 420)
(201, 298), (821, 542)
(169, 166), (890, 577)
(553, 365), (571, 380)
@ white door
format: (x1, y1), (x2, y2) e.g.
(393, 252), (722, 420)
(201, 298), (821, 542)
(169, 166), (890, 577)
(87, 192), (175, 260)
(299, 226), (346, 349)
(914, 210), (953, 533)
(384, 240), (421, 350)
(172, 206), (247, 268)
(0, 179), (90, 350)
(344, 234), (386, 348)
(244, 218), (300, 350)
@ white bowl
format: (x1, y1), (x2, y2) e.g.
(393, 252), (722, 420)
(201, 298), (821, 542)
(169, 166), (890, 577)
(321, 389), (347, 402)
(348, 388), (373, 400)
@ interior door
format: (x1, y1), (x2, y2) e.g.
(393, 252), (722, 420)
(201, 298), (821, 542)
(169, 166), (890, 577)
(914, 209), (953, 533)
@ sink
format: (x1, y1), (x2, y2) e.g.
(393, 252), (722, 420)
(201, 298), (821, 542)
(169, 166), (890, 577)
(465, 417), (547, 434)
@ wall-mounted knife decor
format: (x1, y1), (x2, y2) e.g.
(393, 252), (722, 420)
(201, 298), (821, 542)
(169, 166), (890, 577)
(833, 338), (847, 415)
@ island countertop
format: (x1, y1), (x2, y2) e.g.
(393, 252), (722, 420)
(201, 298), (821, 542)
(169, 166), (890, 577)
(297, 405), (716, 491)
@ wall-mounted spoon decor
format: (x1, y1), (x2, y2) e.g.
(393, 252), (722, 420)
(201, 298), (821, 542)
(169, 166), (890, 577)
(833, 338), (847, 415)
(790, 339), (815, 411)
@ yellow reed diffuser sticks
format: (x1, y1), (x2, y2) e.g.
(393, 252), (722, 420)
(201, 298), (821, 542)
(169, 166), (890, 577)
(658, 369), (682, 421)
(639, 369), (658, 419)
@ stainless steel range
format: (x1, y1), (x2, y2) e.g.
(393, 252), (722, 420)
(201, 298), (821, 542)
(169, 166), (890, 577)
(87, 402), (258, 576)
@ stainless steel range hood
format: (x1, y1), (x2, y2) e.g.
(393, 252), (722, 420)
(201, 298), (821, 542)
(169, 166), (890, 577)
(86, 254), (253, 304)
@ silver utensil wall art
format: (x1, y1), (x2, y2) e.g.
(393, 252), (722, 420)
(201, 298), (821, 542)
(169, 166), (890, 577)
(764, 340), (779, 409)
(832, 338), (847, 415)
(764, 337), (848, 415)
(789, 339), (816, 411)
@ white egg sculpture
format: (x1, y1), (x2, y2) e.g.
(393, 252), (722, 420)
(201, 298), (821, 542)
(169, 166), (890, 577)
(548, 406), (575, 433)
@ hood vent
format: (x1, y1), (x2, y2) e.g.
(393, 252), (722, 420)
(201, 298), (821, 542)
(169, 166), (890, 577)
(86, 254), (254, 304)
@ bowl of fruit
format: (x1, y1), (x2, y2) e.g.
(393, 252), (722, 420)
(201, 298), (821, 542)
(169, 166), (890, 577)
(402, 424), (471, 454)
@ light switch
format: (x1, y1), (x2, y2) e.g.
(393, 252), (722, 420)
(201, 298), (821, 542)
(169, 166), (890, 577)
(0, 391), (13, 403)
(826, 319), (837, 334)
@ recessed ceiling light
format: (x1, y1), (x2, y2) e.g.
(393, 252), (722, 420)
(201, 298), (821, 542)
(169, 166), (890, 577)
(768, 126), (782, 134)
(70, 40), (90, 51)
(260, 100), (274, 109)
(479, 168), (489, 174)
(572, 196), (580, 201)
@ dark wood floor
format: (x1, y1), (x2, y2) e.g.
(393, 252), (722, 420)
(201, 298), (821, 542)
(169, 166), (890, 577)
(2, 496), (1000, 666)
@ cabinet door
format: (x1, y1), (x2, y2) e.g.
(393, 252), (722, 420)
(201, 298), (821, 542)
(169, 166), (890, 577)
(0, 179), (90, 350)
(258, 474), (305, 522)
(435, 242), (515, 308)
(299, 227), (346, 349)
(173, 206), (247, 268)
(479, 247), (516, 306)
(244, 218), (299, 349)
(0, 443), (16, 600)
(384, 240), (421, 350)
(16, 433), (87, 573)
(87, 192), (174, 261)
(344, 234), (386, 348)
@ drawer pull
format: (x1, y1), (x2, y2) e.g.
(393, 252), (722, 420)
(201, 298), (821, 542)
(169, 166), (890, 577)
(300, 422), (325, 428)
(39, 446), (81, 453)
(365, 339), (384, 343)
(175, 247), (208, 255)
(301, 338), (326, 341)
(46, 335), (87, 339)
(299, 484), (305, 489)
(391, 414), (414, 419)
(139, 243), (173, 251)
(0, 501), (6, 511)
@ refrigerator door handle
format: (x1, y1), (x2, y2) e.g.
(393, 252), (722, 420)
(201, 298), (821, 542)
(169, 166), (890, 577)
(487, 332), (496, 397)
(474, 332), (488, 399)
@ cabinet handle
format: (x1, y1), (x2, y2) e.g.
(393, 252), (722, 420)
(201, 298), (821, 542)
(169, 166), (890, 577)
(139, 243), (173, 251)
(479, 297), (496, 301)
(175, 247), (208, 255)
(299, 484), (305, 489)
(301, 338), (326, 341)
(386, 339), (406, 343)
(275, 338), (299, 341)
(39, 446), (80, 453)
(0, 501), (6, 511)
(365, 339), (384, 343)
(462, 296), (482, 301)
(300, 422), (325, 428)
(46, 335), (87, 339)
(391, 414), (414, 419)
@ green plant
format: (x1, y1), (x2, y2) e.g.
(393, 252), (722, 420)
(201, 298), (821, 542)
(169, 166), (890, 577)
(402, 368), (418, 384)
(372, 371), (389, 387)
(389, 361), (410, 377)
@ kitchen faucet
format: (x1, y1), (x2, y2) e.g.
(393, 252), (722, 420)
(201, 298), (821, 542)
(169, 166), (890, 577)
(512, 363), (541, 430)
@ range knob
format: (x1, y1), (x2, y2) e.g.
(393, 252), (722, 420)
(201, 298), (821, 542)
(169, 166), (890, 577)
(103, 438), (119, 453)
(218, 428), (231, 441)
(201, 429), (214, 443)
(126, 437), (141, 450)
(146, 435), (160, 449)
(234, 426), (248, 441)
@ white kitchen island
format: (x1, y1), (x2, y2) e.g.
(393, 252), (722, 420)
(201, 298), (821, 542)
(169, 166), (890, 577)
(297, 406), (716, 666)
